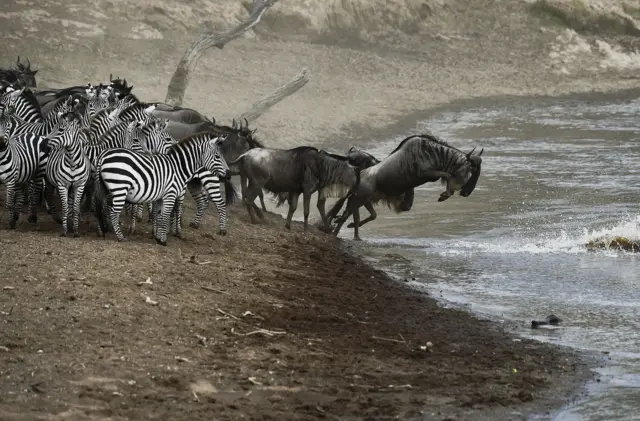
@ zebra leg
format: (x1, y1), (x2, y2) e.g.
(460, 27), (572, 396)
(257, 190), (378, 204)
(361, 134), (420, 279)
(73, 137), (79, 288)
(72, 184), (86, 237)
(210, 188), (228, 236)
(27, 180), (46, 226)
(187, 182), (208, 229)
(57, 186), (70, 237)
(5, 179), (18, 229)
(109, 192), (127, 242)
(14, 185), (26, 223)
(147, 202), (154, 223)
(155, 198), (172, 246)
(43, 180), (61, 224)
(172, 191), (185, 238)
(135, 204), (143, 222)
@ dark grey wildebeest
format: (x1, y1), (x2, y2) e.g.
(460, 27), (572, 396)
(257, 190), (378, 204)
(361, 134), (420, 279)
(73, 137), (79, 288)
(150, 104), (211, 124)
(330, 134), (483, 240)
(228, 146), (359, 231)
(323, 146), (415, 232)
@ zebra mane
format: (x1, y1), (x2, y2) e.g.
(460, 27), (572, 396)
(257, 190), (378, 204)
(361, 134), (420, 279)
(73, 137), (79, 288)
(168, 131), (222, 150)
(18, 88), (43, 120)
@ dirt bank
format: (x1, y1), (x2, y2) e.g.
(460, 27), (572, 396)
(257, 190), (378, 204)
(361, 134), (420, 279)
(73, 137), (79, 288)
(0, 204), (593, 421)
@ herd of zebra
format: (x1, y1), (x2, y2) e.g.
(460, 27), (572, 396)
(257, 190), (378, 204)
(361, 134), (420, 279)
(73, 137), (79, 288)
(0, 57), (485, 245)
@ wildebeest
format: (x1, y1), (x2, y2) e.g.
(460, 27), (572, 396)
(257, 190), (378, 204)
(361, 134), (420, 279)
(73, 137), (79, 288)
(330, 134), (483, 240)
(0, 57), (38, 89)
(228, 146), (360, 231)
(150, 104), (211, 124)
(324, 146), (415, 232)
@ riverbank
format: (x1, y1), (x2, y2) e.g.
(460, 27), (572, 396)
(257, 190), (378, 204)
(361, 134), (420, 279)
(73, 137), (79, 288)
(0, 205), (597, 421)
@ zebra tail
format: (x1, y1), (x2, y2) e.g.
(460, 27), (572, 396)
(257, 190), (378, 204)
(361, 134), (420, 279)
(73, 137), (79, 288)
(93, 173), (108, 236)
(224, 180), (239, 206)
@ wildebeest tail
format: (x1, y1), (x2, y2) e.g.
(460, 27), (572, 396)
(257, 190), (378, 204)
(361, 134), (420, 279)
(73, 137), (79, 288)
(93, 171), (109, 236)
(224, 180), (239, 205)
(226, 154), (246, 176)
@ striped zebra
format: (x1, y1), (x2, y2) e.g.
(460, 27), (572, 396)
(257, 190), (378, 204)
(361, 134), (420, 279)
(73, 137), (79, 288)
(94, 133), (230, 245)
(184, 171), (237, 235)
(12, 94), (79, 136)
(0, 109), (50, 228)
(0, 87), (43, 124)
(44, 112), (91, 237)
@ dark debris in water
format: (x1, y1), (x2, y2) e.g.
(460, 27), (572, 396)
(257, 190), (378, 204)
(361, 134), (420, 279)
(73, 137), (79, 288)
(531, 314), (562, 329)
(586, 236), (640, 252)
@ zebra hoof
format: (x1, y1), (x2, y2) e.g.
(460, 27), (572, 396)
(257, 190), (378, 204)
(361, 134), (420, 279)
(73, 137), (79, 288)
(53, 216), (63, 224)
(8, 221), (16, 230)
(189, 222), (200, 229)
(73, 233), (80, 238)
(217, 229), (227, 236)
(60, 232), (67, 237)
(155, 238), (167, 246)
(27, 215), (37, 224)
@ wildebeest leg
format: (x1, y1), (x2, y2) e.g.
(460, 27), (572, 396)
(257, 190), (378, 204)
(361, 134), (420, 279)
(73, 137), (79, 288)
(302, 191), (312, 231)
(352, 206), (363, 241)
(258, 190), (267, 212)
(316, 195), (329, 231)
(331, 198), (354, 237)
(285, 192), (299, 230)
(347, 202), (377, 229)
(243, 179), (262, 224)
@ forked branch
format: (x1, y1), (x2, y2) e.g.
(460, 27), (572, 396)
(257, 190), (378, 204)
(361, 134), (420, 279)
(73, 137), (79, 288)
(236, 68), (310, 124)
(164, 0), (279, 106)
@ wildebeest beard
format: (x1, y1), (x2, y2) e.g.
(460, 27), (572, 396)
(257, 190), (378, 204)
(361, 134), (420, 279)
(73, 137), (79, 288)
(460, 155), (482, 197)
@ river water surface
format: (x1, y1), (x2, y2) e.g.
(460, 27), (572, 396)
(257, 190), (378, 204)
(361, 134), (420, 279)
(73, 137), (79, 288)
(272, 92), (640, 420)
(347, 93), (640, 421)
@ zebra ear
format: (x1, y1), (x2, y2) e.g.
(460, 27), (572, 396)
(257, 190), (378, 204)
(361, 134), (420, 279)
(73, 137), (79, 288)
(163, 119), (169, 130)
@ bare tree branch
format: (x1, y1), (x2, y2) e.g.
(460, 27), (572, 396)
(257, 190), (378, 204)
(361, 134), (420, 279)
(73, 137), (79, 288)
(164, 0), (279, 106)
(236, 68), (310, 124)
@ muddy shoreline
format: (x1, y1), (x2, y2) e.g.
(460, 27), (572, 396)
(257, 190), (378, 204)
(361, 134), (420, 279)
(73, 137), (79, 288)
(0, 202), (601, 421)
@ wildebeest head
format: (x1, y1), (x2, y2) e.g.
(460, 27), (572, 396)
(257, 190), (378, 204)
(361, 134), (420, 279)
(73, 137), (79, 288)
(14, 56), (37, 88)
(459, 147), (483, 197)
(345, 146), (381, 170)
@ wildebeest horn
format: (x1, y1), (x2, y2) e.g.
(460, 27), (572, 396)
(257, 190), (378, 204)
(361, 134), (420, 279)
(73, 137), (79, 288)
(16, 56), (20, 65)
(348, 146), (355, 152)
(466, 147), (476, 157)
(244, 118), (249, 127)
(26, 58), (30, 69)
(231, 118), (236, 129)
(478, 148), (484, 156)
(109, 73), (113, 81)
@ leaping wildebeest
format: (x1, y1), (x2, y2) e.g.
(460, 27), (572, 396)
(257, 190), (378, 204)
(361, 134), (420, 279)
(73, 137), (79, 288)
(228, 146), (360, 231)
(330, 134), (483, 240)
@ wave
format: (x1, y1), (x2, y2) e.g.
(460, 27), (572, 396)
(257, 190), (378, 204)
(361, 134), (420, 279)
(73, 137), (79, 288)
(368, 215), (640, 256)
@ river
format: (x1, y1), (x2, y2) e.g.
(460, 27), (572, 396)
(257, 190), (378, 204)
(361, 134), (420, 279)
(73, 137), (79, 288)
(271, 91), (640, 420)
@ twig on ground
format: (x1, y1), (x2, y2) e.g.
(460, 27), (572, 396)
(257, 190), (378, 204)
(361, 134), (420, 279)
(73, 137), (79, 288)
(231, 328), (287, 337)
(192, 391), (199, 402)
(201, 286), (230, 295)
(217, 308), (240, 320)
(1, 304), (15, 316)
(137, 277), (153, 286)
(372, 336), (407, 344)
(248, 377), (263, 385)
(175, 356), (192, 363)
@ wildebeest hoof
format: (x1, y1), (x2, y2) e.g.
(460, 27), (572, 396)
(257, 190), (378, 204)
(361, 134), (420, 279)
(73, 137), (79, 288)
(353, 236), (362, 242)
(217, 229), (227, 236)
(189, 222), (200, 229)
(73, 233), (80, 238)
(284, 224), (291, 230)
(347, 222), (355, 228)
(531, 314), (562, 329)
(438, 193), (450, 202)
(27, 214), (37, 223)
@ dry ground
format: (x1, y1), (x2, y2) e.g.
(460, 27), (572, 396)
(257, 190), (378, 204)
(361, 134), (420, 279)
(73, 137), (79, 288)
(0, 194), (592, 421)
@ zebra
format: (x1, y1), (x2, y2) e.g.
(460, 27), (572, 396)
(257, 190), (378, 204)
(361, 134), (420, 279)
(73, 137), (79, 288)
(12, 94), (79, 136)
(0, 109), (50, 228)
(0, 87), (43, 124)
(44, 112), (91, 237)
(184, 170), (237, 235)
(93, 133), (230, 245)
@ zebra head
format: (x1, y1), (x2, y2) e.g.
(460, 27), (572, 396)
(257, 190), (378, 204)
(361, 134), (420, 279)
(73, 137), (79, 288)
(137, 118), (175, 155)
(46, 112), (82, 150)
(0, 107), (11, 143)
(85, 83), (96, 99)
(203, 134), (231, 181)
(56, 95), (82, 118)
(0, 87), (24, 111)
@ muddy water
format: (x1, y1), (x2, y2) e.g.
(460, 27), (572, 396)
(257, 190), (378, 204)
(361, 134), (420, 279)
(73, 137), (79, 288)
(345, 93), (640, 421)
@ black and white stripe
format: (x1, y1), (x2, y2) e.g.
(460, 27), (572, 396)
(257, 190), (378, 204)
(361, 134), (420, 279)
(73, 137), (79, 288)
(44, 113), (91, 237)
(94, 133), (229, 245)
(0, 110), (50, 227)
